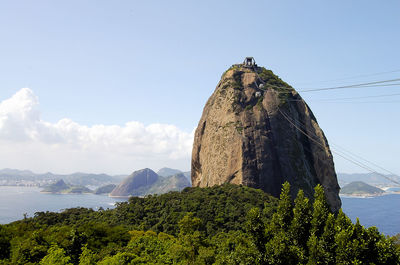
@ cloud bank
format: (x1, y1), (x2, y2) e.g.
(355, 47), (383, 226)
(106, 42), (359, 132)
(0, 88), (194, 174)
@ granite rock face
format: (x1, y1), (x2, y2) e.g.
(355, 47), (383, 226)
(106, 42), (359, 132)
(191, 63), (341, 212)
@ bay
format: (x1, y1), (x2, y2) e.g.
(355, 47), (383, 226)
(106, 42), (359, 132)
(341, 194), (400, 236)
(0, 186), (127, 224)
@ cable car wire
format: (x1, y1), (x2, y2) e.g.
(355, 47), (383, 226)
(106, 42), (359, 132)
(277, 108), (400, 185)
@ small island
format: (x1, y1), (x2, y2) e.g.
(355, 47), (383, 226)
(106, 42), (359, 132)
(340, 181), (385, 197)
(41, 179), (92, 194)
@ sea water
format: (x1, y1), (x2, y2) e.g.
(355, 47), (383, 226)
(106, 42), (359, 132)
(0, 186), (127, 224)
(0, 186), (399, 236)
(341, 194), (400, 236)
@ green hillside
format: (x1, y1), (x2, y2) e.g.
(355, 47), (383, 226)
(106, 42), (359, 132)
(0, 184), (398, 264)
(341, 181), (385, 195)
(94, 184), (117, 194)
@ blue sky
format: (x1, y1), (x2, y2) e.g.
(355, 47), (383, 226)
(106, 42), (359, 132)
(0, 1), (399, 175)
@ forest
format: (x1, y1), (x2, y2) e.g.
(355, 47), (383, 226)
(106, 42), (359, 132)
(0, 183), (399, 264)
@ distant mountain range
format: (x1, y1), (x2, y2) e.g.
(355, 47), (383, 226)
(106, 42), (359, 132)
(0, 167), (191, 187)
(0, 168), (125, 186)
(0, 167), (191, 197)
(3, 168), (398, 197)
(337, 173), (400, 187)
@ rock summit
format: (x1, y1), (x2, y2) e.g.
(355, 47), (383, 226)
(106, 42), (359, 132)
(191, 58), (341, 212)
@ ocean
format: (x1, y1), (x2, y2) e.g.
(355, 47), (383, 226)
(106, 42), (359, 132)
(341, 194), (400, 236)
(0, 186), (127, 224)
(0, 186), (399, 236)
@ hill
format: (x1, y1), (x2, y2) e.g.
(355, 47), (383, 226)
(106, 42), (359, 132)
(157, 167), (192, 184)
(41, 179), (92, 194)
(110, 169), (191, 197)
(146, 173), (191, 194)
(340, 181), (385, 196)
(156, 167), (182, 177)
(94, 184), (117, 194)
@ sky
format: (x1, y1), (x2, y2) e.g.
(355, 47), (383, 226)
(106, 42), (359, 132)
(0, 1), (399, 175)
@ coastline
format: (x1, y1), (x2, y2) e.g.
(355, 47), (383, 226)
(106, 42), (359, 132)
(108, 195), (131, 199)
(340, 191), (400, 198)
(40, 191), (94, 195)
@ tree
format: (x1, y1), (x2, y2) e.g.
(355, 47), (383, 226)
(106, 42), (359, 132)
(212, 231), (260, 265)
(246, 207), (265, 254)
(97, 252), (140, 265)
(0, 225), (10, 260)
(40, 244), (72, 265)
(319, 213), (336, 264)
(11, 230), (49, 264)
(264, 182), (301, 264)
(308, 213), (336, 265)
(67, 229), (87, 264)
(310, 184), (329, 238)
(178, 212), (202, 235)
(79, 244), (96, 265)
(290, 189), (311, 250)
(270, 182), (293, 231)
(167, 213), (207, 264)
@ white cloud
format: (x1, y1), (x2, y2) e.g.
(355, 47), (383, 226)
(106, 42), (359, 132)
(0, 88), (194, 174)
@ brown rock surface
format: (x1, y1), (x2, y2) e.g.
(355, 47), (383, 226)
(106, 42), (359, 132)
(191, 62), (341, 212)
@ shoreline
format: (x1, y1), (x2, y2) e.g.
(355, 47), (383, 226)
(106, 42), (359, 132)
(108, 195), (131, 198)
(40, 191), (95, 195)
(340, 191), (400, 198)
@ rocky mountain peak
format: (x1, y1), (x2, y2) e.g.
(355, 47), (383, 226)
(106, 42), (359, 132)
(191, 59), (341, 212)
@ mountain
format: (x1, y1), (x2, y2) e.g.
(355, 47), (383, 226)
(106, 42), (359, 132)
(337, 173), (400, 186)
(147, 173), (191, 194)
(110, 169), (191, 197)
(340, 181), (385, 195)
(157, 167), (182, 177)
(157, 167), (192, 184)
(41, 179), (69, 192)
(94, 184), (117, 194)
(0, 168), (120, 186)
(63, 173), (115, 186)
(110, 168), (160, 197)
(191, 58), (341, 212)
(41, 179), (92, 194)
(0, 168), (35, 177)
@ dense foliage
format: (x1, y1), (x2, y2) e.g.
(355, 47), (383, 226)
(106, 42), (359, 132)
(0, 184), (398, 264)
